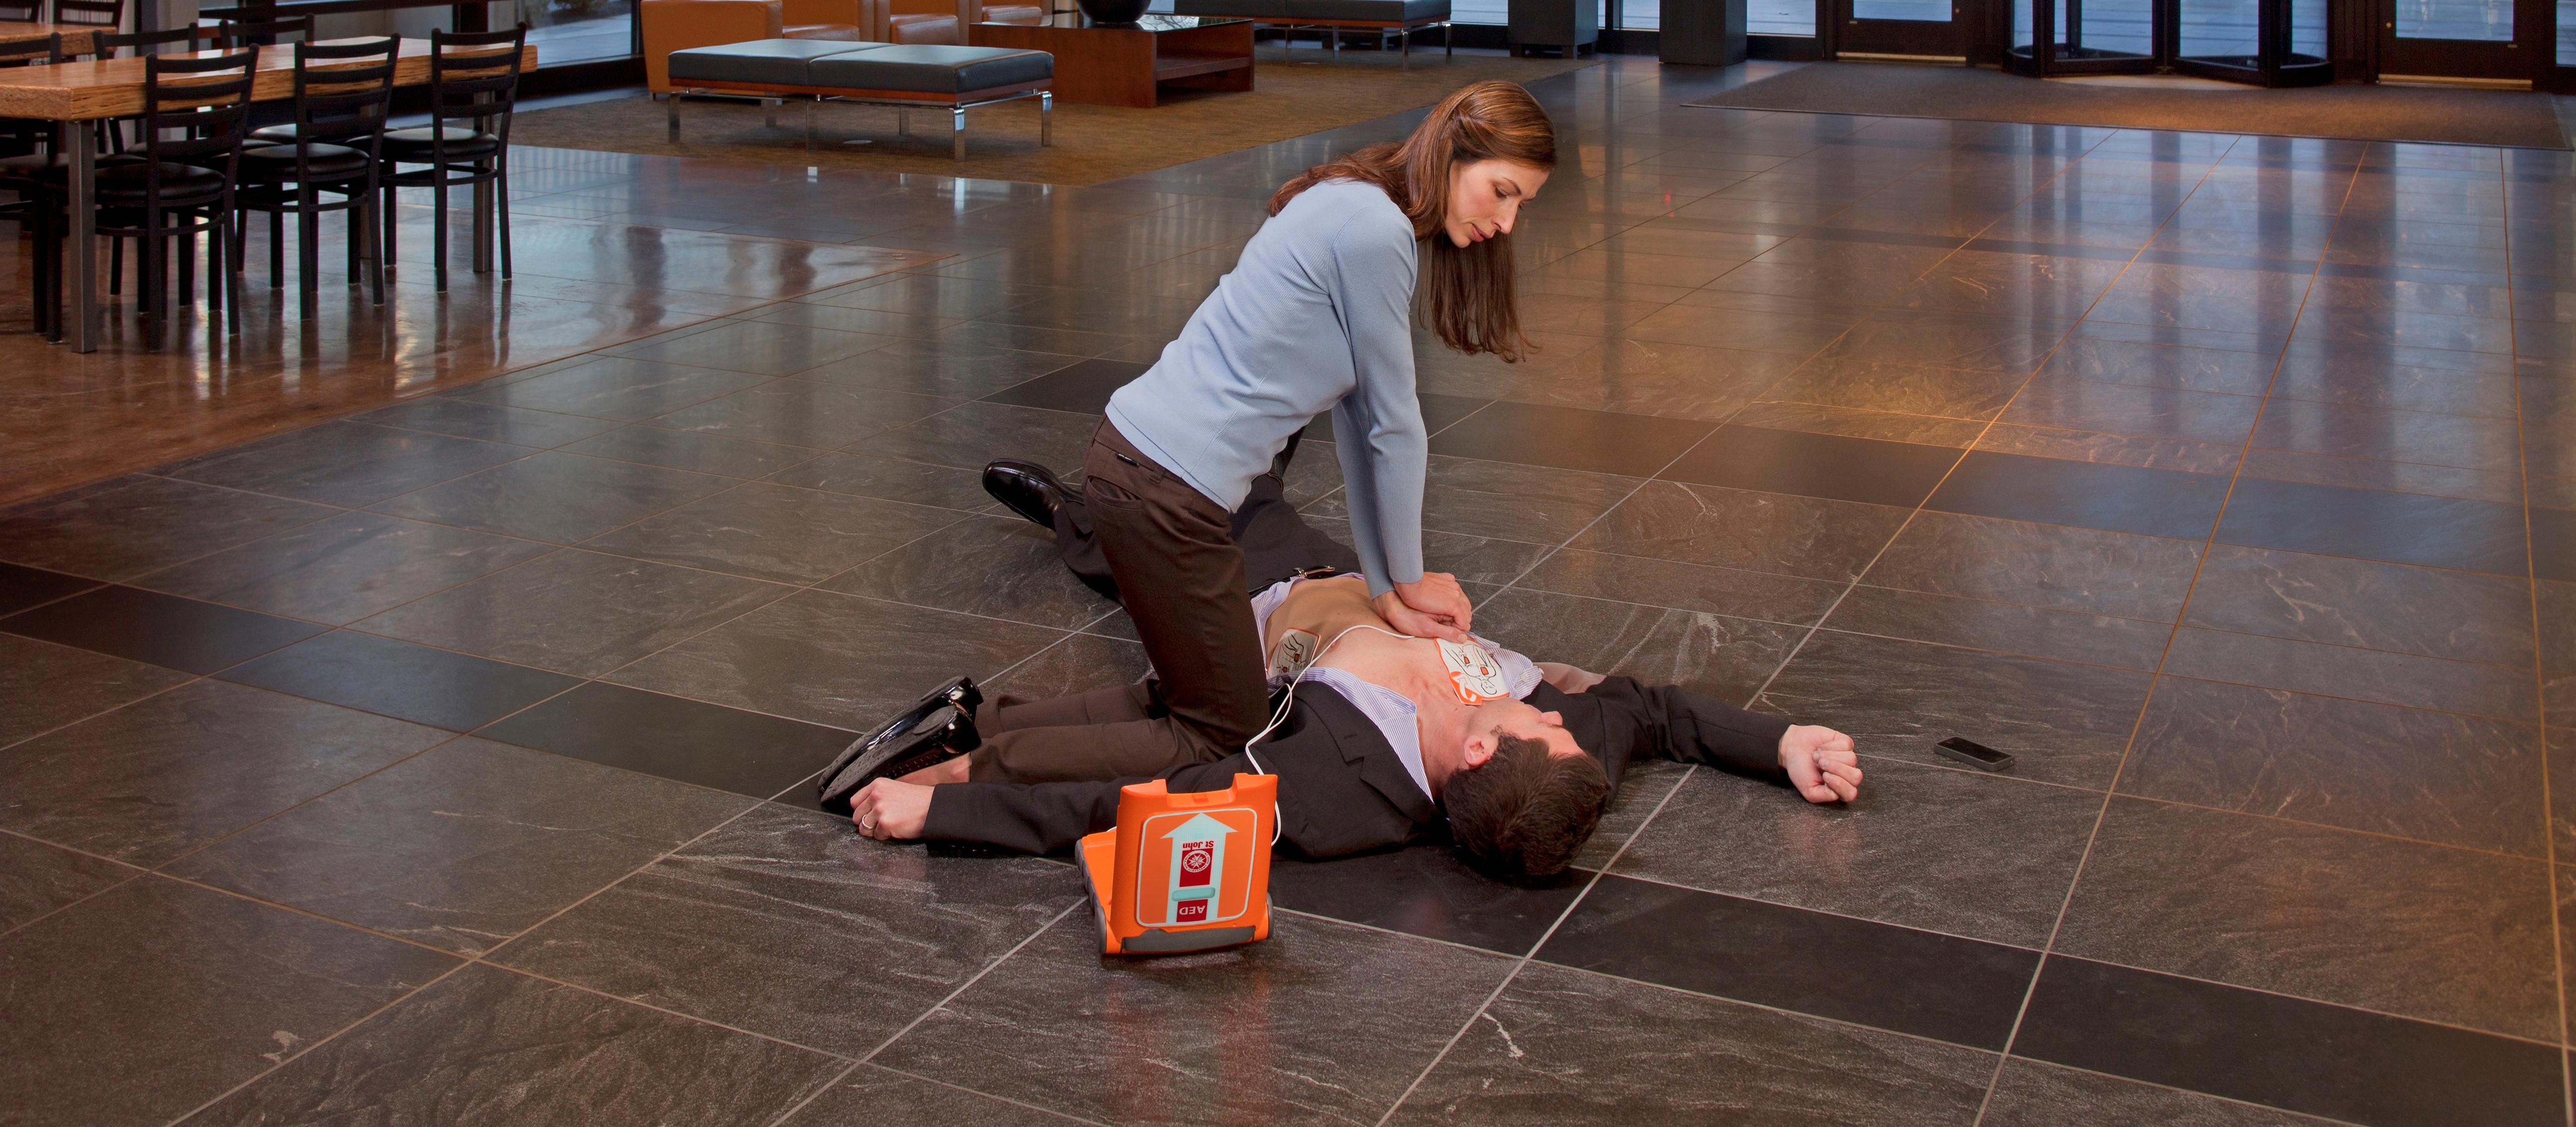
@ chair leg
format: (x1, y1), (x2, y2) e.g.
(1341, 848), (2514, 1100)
(178, 223), (196, 310)
(298, 191), (319, 321)
(368, 191), (385, 307)
(269, 207), (284, 289)
(496, 163), (512, 280)
(107, 230), (121, 298)
(381, 179), (398, 267)
(223, 214), (243, 337)
(433, 176), (449, 293)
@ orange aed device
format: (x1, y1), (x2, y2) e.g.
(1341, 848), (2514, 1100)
(1077, 774), (1276, 955)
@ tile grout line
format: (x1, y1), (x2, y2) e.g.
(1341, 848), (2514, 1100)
(1968, 131), (2355, 1127)
(1368, 761), (1694, 1127)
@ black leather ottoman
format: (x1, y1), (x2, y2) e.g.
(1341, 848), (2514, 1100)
(665, 39), (1056, 160)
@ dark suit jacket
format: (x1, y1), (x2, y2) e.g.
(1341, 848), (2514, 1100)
(919, 675), (1794, 857)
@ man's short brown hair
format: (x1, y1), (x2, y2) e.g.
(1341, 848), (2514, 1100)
(1443, 734), (1609, 879)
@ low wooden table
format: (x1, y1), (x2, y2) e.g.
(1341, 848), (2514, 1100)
(968, 14), (1251, 108)
(0, 37), (536, 352)
(0, 21), (106, 58)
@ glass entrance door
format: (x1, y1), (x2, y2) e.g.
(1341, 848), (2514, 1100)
(2380, 0), (2547, 81)
(1835, 0), (1965, 58)
(2009, 0), (2328, 82)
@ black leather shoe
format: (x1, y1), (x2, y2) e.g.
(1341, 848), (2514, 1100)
(817, 677), (981, 805)
(819, 705), (980, 814)
(983, 460), (1078, 531)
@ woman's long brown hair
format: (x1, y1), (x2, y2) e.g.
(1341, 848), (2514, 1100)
(1269, 80), (1557, 363)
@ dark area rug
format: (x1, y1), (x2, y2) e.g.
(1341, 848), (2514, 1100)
(511, 49), (1598, 185)
(1683, 62), (2571, 149)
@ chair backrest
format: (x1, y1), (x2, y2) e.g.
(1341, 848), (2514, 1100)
(52, 0), (124, 28)
(95, 25), (212, 57)
(426, 24), (526, 138)
(289, 35), (397, 149)
(213, 15), (311, 47)
(134, 45), (258, 196)
(0, 0), (45, 23)
(0, 31), (56, 66)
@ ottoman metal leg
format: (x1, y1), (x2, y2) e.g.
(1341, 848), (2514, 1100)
(898, 107), (909, 136)
(1039, 91), (1052, 147)
(952, 105), (967, 161)
(667, 93), (680, 141)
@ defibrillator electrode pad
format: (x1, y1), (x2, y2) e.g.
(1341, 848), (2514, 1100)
(1439, 638), (1510, 704)
(1267, 629), (1319, 680)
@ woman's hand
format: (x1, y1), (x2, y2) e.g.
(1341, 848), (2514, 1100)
(850, 779), (932, 840)
(1780, 725), (1861, 804)
(1374, 573), (1473, 641)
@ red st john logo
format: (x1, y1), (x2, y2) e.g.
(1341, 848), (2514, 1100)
(1178, 841), (1213, 887)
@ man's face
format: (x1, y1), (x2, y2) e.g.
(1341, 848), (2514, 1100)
(1475, 698), (1583, 759)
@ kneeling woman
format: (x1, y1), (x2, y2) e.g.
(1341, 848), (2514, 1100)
(956, 81), (1562, 787)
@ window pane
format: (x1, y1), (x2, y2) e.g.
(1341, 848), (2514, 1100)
(2561, 0), (2575, 62)
(2395, 0), (2514, 39)
(1750, 0), (1816, 34)
(1852, 0), (1948, 19)
(2075, 0), (2153, 54)
(512, 0), (636, 63)
(1622, 0), (1659, 29)
(2288, 0), (2325, 55)
(2177, 0), (2260, 58)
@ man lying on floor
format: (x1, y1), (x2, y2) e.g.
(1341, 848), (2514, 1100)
(822, 452), (1861, 879)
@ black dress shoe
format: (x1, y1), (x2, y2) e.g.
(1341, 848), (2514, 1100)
(983, 460), (1078, 531)
(819, 705), (980, 814)
(818, 676), (981, 804)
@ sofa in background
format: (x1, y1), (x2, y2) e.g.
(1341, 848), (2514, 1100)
(1170, 0), (1451, 58)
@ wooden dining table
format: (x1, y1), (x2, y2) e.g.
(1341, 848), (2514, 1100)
(0, 20), (108, 58)
(0, 37), (538, 352)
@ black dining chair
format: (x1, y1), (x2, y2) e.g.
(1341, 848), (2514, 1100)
(379, 24), (523, 292)
(0, 32), (64, 334)
(212, 15), (312, 48)
(50, 0), (124, 28)
(80, 45), (260, 345)
(232, 36), (398, 318)
(0, 0), (41, 22)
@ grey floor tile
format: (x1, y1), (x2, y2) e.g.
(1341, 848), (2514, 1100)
(497, 804), (1077, 1055)
(1759, 355), (2027, 419)
(0, 633), (192, 750)
(800, 338), (1086, 400)
(170, 738), (752, 954)
(0, 679), (449, 866)
(1517, 547), (1849, 626)
(1756, 630), (2157, 789)
(355, 550), (791, 678)
(454, 355), (770, 421)
(1386, 963), (1993, 1127)
(873, 912), (1517, 1127)
(0, 561), (99, 618)
(819, 514), (1116, 631)
(584, 481), (962, 584)
(0, 876), (458, 1127)
(0, 832), (135, 934)
(1862, 510), (2205, 621)
(1822, 585), (2172, 671)
(477, 682), (857, 801)
(370, 451), (735, 545)
(354, 397), (621, 449)
(609, 588), (1065, 731)
(1572, 757), (1690, 872)
(652, 380), (958, 448)
(2124, 677), (2546, 856)
(2054, 798), (2557, 1040)
(2180, 544), (2536, 667)
(1567, 480), (1910, 582)
(132, 511), (553, 625)
(764, 450), (1003, 512)
(0, 475), (339, 582)
(216, 629), (581, 732)
(1473, 587), (1807, 706)
(983, 631), (1149, 701)
(1618, 760), (2101, 947)
(163, 422), (536, 508)
(2163, 626), (2537, 722)
(1980, 1058), (2349, 1127)
(1503, 337), (1795, 421)
(557, 423), (823, 480)
(611, 318), (890, 375)
(779, 1064), (1092, 1127)
(1999, 377), (2263, 445)
(185, 963), (845, 1127)
(1975, 422), (2246, 475)
(856, 400), (1102, 475)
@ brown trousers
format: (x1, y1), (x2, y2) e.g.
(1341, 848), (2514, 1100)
(966, 420), (1271, 784)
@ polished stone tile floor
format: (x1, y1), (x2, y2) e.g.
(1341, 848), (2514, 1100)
(5, 55), (2576, 1127)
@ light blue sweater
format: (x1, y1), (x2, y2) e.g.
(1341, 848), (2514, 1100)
(1104, 178), (1427, 598)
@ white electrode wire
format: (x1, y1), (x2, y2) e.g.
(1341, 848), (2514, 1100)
(1238, 621), (1416, 844)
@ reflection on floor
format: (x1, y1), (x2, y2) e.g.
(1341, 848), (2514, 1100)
(4, 52), (2576, 1127)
